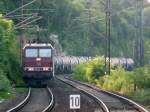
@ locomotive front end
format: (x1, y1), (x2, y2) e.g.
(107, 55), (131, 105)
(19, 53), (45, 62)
(22, 43), (54, 86)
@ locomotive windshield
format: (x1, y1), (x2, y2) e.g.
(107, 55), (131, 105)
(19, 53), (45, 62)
(25, 48), (52, 58)
(25, 49), (38, 57)
(39, 49), (52, 57)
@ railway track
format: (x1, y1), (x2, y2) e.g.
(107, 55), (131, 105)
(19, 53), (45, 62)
(6, 87), (54, 112)
(49, 78), (102, 112)
(55, 76), (109, 112)
(56, 75), (149, 112)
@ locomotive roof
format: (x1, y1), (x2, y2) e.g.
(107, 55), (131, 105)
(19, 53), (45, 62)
(23, 43), (54, 49)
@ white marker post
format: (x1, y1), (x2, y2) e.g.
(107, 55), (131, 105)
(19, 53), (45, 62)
(70, 95), (80, 109)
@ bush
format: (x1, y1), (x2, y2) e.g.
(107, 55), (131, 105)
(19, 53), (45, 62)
(73, 64), (135, 94)
(73, 57), (105, 83)
(0, 68), (11, 91)
(73, 57), (150, 95)
(98, 65), (150, 94)
(133, 65), (150, 89)
(95, 67), (134, 94)
(73, 63), (87, 81)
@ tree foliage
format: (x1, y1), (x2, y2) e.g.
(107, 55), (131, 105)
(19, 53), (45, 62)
(73, 57), (105, 83)
(0, 0), (150, 59)
(0, 15), (21, 92)
(133, 65), (150, 89)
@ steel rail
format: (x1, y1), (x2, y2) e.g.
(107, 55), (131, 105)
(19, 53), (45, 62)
(6, 87), (54, 112)
(42, 87), (55, 112)
(6, 88), (31, 112)
(56, 76), (110, 112)
(66, 77), (149, 112)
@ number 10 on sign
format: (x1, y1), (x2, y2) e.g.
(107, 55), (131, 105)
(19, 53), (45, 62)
(70, 95), (80, 109)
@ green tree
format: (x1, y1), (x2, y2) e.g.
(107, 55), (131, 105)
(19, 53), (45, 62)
(0, 15), (21, 91)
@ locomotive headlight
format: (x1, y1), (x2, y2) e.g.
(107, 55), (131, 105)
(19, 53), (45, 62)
(28, 67), (34, 71)
(43, 67), (49, 71)
(24, 67), (34, 71)
(36, 58), (41, 61)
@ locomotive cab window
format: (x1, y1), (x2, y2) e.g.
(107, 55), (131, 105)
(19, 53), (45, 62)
(25, 49), (38, 57)
(39, 49), (52, 57)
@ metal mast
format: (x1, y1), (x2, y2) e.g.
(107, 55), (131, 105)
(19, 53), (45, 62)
(139, 0), (144, 66)
(135, 0), (144, 67)
(86, 0), (92, 56)
(20, 0), (24, 66)
(105, 0), (111, 75)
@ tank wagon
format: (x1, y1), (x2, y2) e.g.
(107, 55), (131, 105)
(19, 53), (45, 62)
(54, 57), (134, 74)
(22, 43), (54, 86)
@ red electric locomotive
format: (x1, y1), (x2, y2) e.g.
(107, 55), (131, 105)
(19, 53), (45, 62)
(22, 43), (54, 86)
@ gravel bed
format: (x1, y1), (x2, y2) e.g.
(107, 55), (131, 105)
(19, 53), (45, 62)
(48, 78), (102, 112)
(0, 91), (27, 112)
(19, 88), (50, 112)
(58, 75), (140, 112)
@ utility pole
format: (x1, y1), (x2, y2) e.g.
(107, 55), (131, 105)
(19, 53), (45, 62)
(86, 0), (92, 56)
(139, 0), (144, 66)
(37, 25), (40, 43)
(20, 0), (24, 66)
(135, 0), (144, 67)
(22, 0), (24, 18)
(105, 0), (111, 75)
(88, 3), (92, 56)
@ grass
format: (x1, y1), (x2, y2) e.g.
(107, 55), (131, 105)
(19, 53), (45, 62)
(130, 89), (150, 111)
(15, 88), (28, 93)
(0, 87), (27, 101)
(0, 91), (14, 100)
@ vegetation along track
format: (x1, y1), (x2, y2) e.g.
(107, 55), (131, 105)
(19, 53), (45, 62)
(6, 87), (54, 112)
(57, 75), (149, 112)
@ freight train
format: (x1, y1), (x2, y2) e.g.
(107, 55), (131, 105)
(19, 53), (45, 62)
(54, 56), (134, 74)
(22, 43), (54, 86)
(22, 43), (134, 86)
